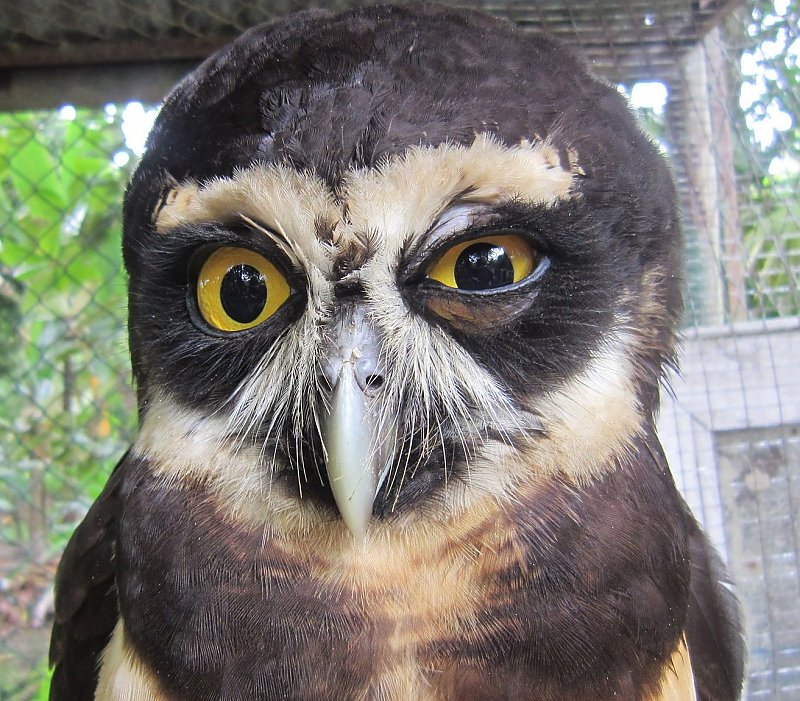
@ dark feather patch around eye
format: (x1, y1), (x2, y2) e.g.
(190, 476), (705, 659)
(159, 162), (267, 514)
(399, 198), (637, 402)
(126, 222), (306, 409)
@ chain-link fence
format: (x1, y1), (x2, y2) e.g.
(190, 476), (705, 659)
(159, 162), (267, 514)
(0, 106), (139, 697)
(0, 1), (798, 698)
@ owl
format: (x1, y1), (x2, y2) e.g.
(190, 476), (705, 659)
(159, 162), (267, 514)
(49, 5), (744, 700)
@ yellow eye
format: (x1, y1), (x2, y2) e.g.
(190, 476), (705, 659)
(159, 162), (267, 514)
(196, 247), (290, 332)
(427, 234), (538, 290)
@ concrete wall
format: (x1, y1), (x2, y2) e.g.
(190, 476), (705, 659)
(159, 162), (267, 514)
(657, 316), (800, 699)
(658, 316), (800, 556)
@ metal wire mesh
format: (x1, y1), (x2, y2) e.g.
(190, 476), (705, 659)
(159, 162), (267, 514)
(0, 107), (137, 697)
(0, 1), (797, 698)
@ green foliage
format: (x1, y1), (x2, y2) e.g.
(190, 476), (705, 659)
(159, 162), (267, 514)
(737, 0), (800, 318)
(742, 179), (800, 317)
(740, 0), (799, 164)
(0, 105), (139, 698)
(0, 108), (137, 550)
(31, 660), (52, 701)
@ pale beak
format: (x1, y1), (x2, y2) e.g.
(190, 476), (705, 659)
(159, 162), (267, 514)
(321, 308), (394, 538)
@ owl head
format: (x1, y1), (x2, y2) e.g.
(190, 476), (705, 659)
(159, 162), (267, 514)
(122, 4), (681, 538)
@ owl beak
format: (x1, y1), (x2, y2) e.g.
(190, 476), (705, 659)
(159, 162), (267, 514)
(321, 309), (394, 539)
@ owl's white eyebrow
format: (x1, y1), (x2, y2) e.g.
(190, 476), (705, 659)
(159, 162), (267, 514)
(413, 202), (491, 254)
(336, 134), (580, 268)
(149, 164), (338, 285)
(238, 214), (303, 270)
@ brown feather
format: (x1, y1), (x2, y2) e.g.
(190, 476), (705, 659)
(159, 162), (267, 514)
(49, 453), (126, 701)
(685, 520), (746, 701)
(49, 5), (744, 699)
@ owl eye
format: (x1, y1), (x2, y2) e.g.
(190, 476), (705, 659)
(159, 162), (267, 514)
(195, 247), (290, 332)
(427, 234), (538, 290)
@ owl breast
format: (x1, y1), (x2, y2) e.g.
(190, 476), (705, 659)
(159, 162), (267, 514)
(110, 434), (688, 701)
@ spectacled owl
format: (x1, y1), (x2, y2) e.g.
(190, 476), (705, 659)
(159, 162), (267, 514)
(49, 4), (745, 700)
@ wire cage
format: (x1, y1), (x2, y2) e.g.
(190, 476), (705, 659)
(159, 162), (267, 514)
(0, 1), (798, 698)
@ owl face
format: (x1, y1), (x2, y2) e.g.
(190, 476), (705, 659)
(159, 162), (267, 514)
(123, 5), (681, 539)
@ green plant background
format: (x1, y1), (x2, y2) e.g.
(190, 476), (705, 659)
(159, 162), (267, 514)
(0, 108), (137, 697)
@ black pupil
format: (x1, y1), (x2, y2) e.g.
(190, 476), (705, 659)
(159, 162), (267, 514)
(220, 264), (267, 323)
(454, 243), (514, 290)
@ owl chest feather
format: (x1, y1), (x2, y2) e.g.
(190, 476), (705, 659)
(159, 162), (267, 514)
(109, 453), (690, 701)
